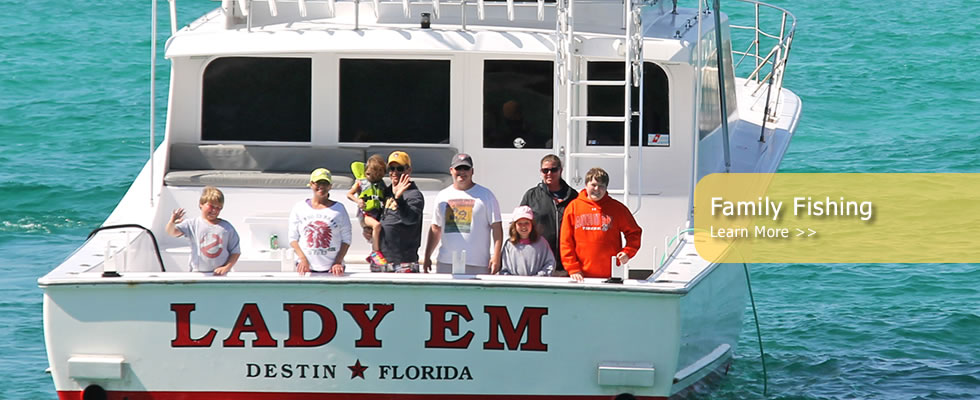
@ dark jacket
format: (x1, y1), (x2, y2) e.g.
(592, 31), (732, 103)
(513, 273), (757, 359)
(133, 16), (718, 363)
(379, 182), (424, 264)
(519, 179), (577, 271)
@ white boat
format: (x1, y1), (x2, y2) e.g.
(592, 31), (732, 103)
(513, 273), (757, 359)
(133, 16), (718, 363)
(40, 0), (800, 398)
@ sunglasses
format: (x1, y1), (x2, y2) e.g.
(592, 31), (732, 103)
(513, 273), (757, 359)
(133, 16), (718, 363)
(387, 165), (406, 173)
(453, 165), (472, 171)
(540, 167), (560, 174)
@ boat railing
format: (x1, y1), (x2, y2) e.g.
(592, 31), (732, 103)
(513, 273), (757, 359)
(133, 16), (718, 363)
(728, 0), (796, 122)
(88, 225), (167, 274)
(202, 0), (558, 32)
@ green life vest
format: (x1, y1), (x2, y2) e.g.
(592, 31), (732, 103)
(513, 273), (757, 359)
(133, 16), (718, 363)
(358, 180), (385, 212)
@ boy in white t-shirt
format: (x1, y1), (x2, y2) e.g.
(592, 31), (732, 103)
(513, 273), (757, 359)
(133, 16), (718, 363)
(166, 186), (241, 274)
(423, 153), (503, 274)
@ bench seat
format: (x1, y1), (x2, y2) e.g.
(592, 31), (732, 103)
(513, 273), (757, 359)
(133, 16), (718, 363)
(164, 143), (457, 191)
(164, 170), (355, 189)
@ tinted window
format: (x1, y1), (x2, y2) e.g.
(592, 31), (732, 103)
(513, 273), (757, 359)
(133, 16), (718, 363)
(585, 62), (669, 146)
(202, 57), (311, 142)
(483, 60), (554, 149)
(339, 59), (450, 144)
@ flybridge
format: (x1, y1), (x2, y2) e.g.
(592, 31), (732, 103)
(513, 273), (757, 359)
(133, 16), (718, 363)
(200, 0), (679, 32)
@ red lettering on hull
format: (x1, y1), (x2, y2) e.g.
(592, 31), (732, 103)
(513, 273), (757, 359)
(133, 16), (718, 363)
(344, 303), (395, 348)
(223, 303), (278, 347)
(424, 304), (475, 349)
(283, 304), (338, 347)
(483, 306), (548, 351)
(171, 304), (217, 347)
(170, 302), (548, 351)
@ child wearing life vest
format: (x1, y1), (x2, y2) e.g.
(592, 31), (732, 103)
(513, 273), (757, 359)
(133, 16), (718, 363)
(347, 154), (388, 267)
(499, 206), (555, 276)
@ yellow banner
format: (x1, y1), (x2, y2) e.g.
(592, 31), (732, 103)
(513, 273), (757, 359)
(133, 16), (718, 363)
(693, 173), (980, 263)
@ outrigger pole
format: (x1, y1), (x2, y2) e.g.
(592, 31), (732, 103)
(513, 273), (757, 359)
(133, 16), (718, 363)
(149, 0), (158, 207)
(713, 0), (731, 172)
(688, 0), (704, 223)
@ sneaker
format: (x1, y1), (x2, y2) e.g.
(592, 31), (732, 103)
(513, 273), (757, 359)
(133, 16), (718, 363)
(394, 263), (419, 273)
(367, 251), (388, 266)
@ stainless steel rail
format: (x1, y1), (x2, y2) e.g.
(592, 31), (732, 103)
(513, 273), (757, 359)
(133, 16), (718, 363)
(729, 0), (796, 122)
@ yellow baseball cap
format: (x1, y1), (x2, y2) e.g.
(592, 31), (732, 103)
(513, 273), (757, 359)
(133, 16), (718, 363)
(387, 151), (411, 167)
(308, 168), (332, 186)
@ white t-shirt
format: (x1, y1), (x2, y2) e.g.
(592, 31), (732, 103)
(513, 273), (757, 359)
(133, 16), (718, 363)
(288, 199), (353, 272)
(175, 217), (241, 272)
(432, 184), (502, 266)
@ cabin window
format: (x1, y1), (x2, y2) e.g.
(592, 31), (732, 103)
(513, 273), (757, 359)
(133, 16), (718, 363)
(201, 57), (312, 142)
(585, 62), (669, 147)
(482, 60), (554, 149)
(339, 59), (450, 144)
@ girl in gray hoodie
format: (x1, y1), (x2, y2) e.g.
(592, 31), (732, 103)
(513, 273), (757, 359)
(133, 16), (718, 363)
(499, 206), (555, 276)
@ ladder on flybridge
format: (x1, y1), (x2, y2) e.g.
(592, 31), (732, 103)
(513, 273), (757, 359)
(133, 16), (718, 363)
(555, 0), (645, 212)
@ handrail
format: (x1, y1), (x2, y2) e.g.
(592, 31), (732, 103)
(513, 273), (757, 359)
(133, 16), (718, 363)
(729, 0), (796, 122)
(211, 0), (553, 33)
(88, 224), (167, 272)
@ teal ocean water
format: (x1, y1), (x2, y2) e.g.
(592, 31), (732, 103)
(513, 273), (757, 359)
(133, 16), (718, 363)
(1, 0), (978, 398)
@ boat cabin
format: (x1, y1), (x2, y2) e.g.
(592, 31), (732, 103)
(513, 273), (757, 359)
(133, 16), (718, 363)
(139, 0), (753, 276)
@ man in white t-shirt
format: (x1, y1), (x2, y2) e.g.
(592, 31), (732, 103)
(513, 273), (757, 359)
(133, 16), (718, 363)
(288, 168), (352, 276)
(423, 153), (503, 274)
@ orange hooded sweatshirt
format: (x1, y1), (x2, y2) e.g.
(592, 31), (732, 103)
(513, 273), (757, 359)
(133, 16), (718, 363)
(559, 189), (642, 278)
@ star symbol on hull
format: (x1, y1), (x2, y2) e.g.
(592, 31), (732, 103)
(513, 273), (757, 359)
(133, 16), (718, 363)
(348, 359), (368, 379)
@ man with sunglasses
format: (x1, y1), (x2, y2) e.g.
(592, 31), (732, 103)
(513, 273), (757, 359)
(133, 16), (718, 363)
(424, 153), (503, 274)
(377, 151), (424, 271)
(519, 154), (578, 276)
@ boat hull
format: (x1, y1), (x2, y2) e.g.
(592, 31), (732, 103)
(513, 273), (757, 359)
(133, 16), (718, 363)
(43, 264), (745, 399)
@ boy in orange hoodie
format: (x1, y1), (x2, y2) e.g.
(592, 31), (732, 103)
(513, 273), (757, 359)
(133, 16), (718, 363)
(559, 168), (642, 282)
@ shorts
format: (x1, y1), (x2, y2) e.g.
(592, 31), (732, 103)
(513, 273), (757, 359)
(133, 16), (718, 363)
(357, 208), (382, 223)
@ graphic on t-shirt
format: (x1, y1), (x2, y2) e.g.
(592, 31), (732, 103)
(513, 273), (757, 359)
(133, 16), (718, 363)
(199, 233), (224, 259)
(444, 199), (475, 233)
(305, 220), (334, 249)
(575, 213), (613, 232)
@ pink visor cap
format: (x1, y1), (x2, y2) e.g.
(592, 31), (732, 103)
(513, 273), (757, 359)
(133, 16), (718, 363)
(512, 205), (534, 222)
